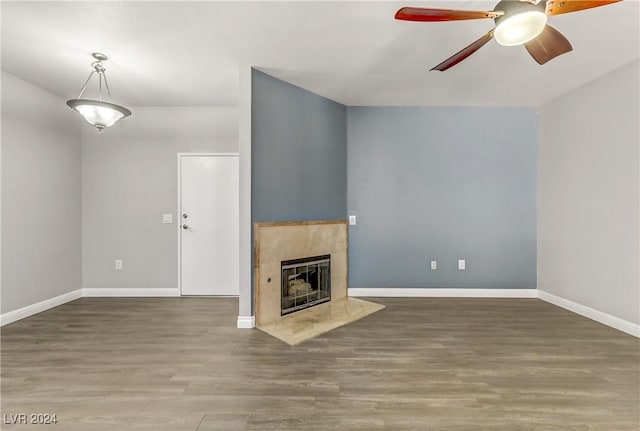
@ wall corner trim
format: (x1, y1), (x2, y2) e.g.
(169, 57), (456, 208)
(538, 289), (640, 338)
(82, 288), (180, 297)
(237, 315), (256, 329)
(348, 288), (538, 298)
(0, 289), (83, 326)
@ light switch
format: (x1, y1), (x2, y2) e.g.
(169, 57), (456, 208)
(162, 214), (173, 224)
(458, 259), (466, 270)
(349, 215), (357, 226)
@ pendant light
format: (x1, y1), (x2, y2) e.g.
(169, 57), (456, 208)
(66, 53), (131, 133)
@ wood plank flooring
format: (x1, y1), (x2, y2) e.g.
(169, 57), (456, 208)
(1, 297), (638, 430)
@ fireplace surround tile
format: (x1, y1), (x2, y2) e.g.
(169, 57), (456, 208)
(254, 220), (383, 343)
(255, 220), (349, 327)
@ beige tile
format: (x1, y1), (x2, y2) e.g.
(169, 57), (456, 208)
(255, 262), (281, 326)
(330, 250), (348, 299)
(257, 297), (385, 346)
(196, 414), (248, 430)
(255, 220), (349, 326)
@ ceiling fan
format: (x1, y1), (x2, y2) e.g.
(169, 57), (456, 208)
(395, 0), (622, 71)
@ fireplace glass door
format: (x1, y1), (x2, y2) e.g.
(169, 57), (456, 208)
(281, 255), (331, 315)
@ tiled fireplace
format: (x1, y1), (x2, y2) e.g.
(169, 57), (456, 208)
(254, 220), (347, 327)
(254, 220), (384, 345)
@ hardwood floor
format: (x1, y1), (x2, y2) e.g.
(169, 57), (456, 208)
(1, 297), (638, 430)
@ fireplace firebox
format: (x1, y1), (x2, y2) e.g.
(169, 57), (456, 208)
(281, 254), (331, 316)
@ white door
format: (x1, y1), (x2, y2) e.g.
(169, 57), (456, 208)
(179, 154), (239, 295)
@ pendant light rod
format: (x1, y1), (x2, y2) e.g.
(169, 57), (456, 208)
(102, 72), (112, 99)
(75, 70), (96, 99)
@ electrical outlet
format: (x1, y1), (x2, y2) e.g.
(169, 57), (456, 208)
(115, 259), (123, 270)
(458, 259), (466, 270)
(430, 260), (437, 270)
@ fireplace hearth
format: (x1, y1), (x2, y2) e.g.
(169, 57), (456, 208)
(281, 255), (331, 315)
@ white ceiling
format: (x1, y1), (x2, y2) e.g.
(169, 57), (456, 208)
(2, 1), (638, 107)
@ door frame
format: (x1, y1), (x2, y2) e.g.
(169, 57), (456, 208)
(177, 152), (240, 296)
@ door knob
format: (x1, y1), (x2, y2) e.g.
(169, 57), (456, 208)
(182, 224), (190, 230)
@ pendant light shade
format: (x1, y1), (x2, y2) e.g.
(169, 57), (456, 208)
(66, 99), (131, 131)
(66, 53), (131, 133)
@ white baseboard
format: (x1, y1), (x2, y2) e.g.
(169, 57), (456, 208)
(348, 288), (538, 298)
(237, 315), (255, 329)
(538, 290), (639, 338)
(82, 288), (180, 297)
(0, 289), (83, 326)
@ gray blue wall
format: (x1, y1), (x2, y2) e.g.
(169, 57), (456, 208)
(347, 107), (537, 289)
(251, 70), (347, 222)
(251, 72), (537, 293)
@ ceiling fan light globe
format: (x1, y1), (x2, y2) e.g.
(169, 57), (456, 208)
(494, 11), (548, 46)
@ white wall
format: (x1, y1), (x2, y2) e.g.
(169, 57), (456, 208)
(82, 106), (238, 292)
(538, 60), (639, 326)
(1, 72), (82, 314)
(238, 66), (252, 324)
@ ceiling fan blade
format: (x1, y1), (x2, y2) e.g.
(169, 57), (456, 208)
(524, 24), (573, 65)
(431, 31), (494, 71)
(395, 7), (502, 22)
(546, 0), (622, 16)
